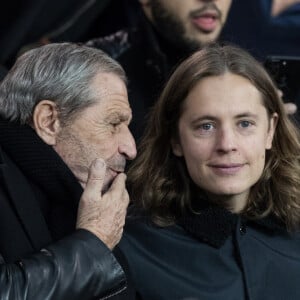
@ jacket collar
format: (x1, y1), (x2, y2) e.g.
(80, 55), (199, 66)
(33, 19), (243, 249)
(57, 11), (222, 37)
(0, 118), (83, 241)
(0, 147), (52, 251)
(178, 198), (285, 248)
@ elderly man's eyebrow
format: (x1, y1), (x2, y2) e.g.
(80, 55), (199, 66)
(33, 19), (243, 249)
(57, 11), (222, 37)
(105, 111), (132, 123)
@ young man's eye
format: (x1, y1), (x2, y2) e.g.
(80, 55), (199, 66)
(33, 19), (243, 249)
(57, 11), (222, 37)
(200, 123), (214, 131)
(193, 122), (216, 135)
(239, 120), (252, 128)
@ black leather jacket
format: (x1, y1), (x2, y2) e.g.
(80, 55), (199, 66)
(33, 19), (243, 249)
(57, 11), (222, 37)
(0, 122), (134, 300)
(0, 229), (126, 300)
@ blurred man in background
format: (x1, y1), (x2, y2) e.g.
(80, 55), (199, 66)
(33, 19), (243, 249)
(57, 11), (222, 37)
(87, 0), (232, 141)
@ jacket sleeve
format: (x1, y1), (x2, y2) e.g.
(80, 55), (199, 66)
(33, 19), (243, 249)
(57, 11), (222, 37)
(0, 229), (126, 300)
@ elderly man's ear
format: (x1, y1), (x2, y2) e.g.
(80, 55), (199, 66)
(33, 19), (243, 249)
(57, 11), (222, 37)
(32, 100), (61, 146)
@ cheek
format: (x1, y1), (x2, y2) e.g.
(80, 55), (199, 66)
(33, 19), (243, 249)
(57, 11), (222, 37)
(246, 137), (267, 172)
(254, 153), (267, 183)
(180, 140), (211, 174)
(87, 130), (115, 150)
(179, 130), (214, 161)
(94, 140), (117, 157)
(220, 1), (231, 18)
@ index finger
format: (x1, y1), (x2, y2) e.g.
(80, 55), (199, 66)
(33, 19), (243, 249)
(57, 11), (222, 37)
(81, 158), (107, 202)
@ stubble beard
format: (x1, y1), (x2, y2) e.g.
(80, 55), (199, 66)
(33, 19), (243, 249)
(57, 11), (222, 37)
(150, 0), (222, 53)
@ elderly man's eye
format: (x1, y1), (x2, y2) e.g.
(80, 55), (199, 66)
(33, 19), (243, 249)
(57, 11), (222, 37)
(111, 120), (121, 127)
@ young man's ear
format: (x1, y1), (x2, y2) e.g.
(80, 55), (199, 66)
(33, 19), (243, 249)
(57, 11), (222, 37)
(266, 112), (279, 150)
(171, 139), (183, 157)
(32, 100), (61, 146)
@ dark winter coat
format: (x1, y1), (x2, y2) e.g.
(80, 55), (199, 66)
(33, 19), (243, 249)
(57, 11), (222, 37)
(0, 118), (134, 299)
(119, 205), (300, 300)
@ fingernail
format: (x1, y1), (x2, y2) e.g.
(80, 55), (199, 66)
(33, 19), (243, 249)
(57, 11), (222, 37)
(94, 158), (106, 170)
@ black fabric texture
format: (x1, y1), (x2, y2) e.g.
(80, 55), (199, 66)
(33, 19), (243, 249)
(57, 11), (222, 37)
(179, 204), (238, 248)
(0, 117), (83, 240)
(178, 196), (286, 248)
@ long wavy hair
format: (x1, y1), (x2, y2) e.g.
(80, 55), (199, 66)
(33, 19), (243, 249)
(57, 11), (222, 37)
(128, 43), (300, 230)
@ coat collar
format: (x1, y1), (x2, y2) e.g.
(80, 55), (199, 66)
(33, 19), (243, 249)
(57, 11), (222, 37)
(0, 147), (52, 251)
(178, 201), (286, 248)
(0, 118), (83, 241)
(178, 204), (238, 248)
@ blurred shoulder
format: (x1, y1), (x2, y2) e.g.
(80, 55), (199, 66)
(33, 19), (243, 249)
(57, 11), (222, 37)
(85, 29), (131, 59)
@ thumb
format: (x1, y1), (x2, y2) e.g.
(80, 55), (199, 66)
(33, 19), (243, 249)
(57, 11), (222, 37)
(82, 158), (107, 201)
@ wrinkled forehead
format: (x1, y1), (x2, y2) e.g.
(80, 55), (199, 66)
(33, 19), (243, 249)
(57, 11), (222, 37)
(89, 72), (128, 101)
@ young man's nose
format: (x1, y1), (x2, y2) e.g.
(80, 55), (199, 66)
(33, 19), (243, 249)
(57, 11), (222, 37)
(216, 127), (238, 153)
